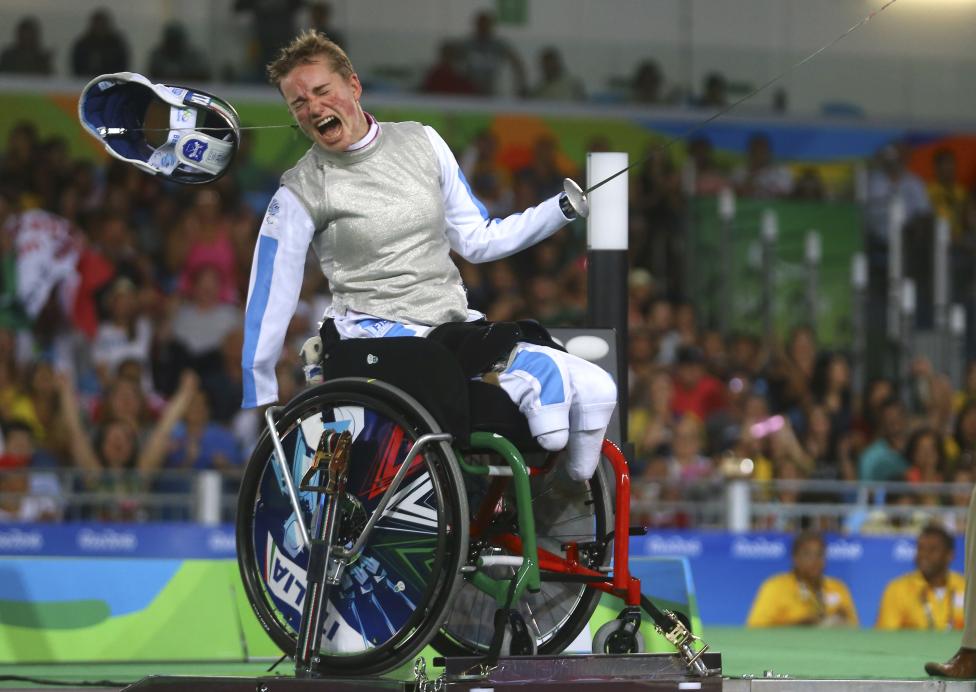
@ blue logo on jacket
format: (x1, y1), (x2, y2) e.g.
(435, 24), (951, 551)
(182, 139), (208, 162)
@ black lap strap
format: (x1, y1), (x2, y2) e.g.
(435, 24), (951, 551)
(427, 319), (565, 378)
(318, 332), (470, 441)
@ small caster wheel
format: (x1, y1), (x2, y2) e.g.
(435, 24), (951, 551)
(592, 618), (646, 654)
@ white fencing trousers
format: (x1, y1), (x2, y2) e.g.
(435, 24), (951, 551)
(495, 342), (617, 481)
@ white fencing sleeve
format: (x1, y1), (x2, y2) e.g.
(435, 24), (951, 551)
(241, 186), (316, 408)
(424, 126), (572, 264)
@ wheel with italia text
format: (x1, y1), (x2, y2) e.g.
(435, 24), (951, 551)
(236, 378), (468, 677)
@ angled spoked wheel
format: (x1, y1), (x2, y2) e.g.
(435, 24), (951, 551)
(434, 458), (613, 656)
(236, 378), (469, 677)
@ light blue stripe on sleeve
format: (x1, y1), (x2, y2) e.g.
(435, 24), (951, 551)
(457, 167), (489, 220)
(507, 350), (565, 406)
(242, 235), (279, 407)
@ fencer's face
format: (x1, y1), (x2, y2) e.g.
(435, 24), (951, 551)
(281, 59), (368, 153)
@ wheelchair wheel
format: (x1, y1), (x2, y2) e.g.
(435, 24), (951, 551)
(434, 456), (613, 656)
(236, 378), (468, 677)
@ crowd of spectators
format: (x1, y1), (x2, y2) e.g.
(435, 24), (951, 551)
(0, 6), (764, 112)
(1, 108), (975, 530)
(3, 5), (976, 530)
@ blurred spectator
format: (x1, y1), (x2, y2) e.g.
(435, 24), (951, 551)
(904, 428), (947, 506)
(420, 42), (478, 96)
(666, 415), (714, 483)
(700, 329), (728, 379)
(735, 393), (774, 482)
(928, 148), (969, 241)
(524, 275), (567, 325)
(809, 351), (853, 450)
(907, 357), (956, 436)
(859, 397), (909, 481)
(3, 200), (82, 342)
(673, 301), (700, 350)
(58, 370), (197, 521)
(728, 332), (764, 380)
(800, 403), (854, 481)
(92, 277), (153, 387)
(70, 8), (129, 77)
(746, 531), (858, 627)
(630, 60), (663, 105)
(698, 72), (728, 108)
(0, 419), (61, 521)
(768, 416), (814, 480)
(514, 135), (572, 201)
(455, 11), (526, 97)
(234, 0), (302, 82)
(0, 17), (52, 75)
(856, 377), (896, 441)
(953, 401), (976, 470)
(232, 130), (280, 216)
(671, 345), (726, 422)
(482, 260), (526, 322)
(158, 264), (243, 391)
(634, 449), (690, 529)
(627, 268), (655, 327)
(94, 372), (156, 434)
(147, 22), (211, 82)
(0, 123), (39, 197)
(633, 368), (675, 460)
(685, 135), (730, 197)
(303, 2), (345, 48)
(170, 188), (241, 303)
(792, 167), (827, 201)
(632, 147), (684, 296)
(201, 327), (259, 456)
(732, 133), (793, 199)
(162, 386), (242, 474)
(877, 524), (964, 630)
(955, 361), (976, 412)
(530, 47), (584, 102)
(34, 136), (73, 212)
(863, 142), (930, 255)
(865, 144), (933, 323)
(768, 325), (818, 421)
(459, 130), (513, 216)
(74, 209), (150, 340)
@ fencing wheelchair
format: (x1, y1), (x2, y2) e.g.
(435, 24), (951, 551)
(235, 330), (711, 678)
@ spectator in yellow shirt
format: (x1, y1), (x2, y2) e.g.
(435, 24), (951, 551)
(746, 531), (858, 627)
(878, 524), (964, 630)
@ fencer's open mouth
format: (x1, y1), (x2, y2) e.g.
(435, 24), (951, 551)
(315, 115), (341, 137)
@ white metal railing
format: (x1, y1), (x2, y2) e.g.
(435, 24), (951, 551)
(630, 478), (973, 533)
(2, 469), (970, 534)
(0, 468), (240, 524)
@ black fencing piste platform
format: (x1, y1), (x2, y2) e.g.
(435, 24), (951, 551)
(121, 652), (723, 691)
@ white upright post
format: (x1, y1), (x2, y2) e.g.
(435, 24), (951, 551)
(587, 152), (629, 440)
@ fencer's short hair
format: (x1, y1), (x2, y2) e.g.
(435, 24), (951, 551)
(267, 30), (354, 86)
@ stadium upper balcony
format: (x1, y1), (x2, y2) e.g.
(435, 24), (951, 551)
(1, 0), (976, 122)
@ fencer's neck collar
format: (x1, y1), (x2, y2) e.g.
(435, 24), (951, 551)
(346, 113), (378, 151)
(314, 112), (382, 165)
